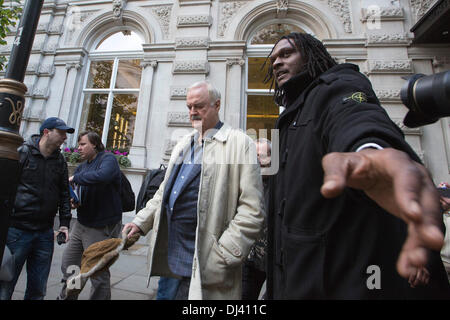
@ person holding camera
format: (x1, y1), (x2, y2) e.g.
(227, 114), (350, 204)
(0, 117), (73, 300)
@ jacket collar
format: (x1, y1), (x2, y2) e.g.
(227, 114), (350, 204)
(207, 121), (230, 143)
(280, 70), (313, 107)
(188, 121), (231, 144)
(277, 63), (361, 125)
(26, 134), (61, 159)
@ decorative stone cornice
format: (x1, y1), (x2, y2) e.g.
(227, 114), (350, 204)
(366, 33), (410, 45)
(226, 58), (245, 66)
(170, 86), (188, 100)
(320, 0), (352, 33)
(367, 60), (413, 74)
(177, 15), (212, 27)
(112, 0), (127, 21)
(65, 8), (97, 44)
(277, 0), (289, 18)
(375, 89), (401, 102)
(218, 1), (247, 37)
(410, 0), (438, 21)
(172, 60), (209, 74)
(65, 62), (82, 70)
(167, 112), (191, 127)
(178, 0), (212, 6)
(175, 37), (209, 49)
(141, 60), (158, 69)
(150, 5), (172, 39)
(361, 6), (404, 21)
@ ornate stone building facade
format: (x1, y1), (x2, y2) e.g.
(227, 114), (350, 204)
(1, 0), (449, 219)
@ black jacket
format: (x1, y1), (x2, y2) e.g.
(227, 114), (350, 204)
(73, 151), (122, 228)
(11, 135), (71, 231)
(266, 64), (450, 299)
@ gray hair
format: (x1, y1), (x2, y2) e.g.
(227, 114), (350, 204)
(188, 81), (221, 106)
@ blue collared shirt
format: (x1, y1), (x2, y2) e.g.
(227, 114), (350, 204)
(168, 121), (223, 212)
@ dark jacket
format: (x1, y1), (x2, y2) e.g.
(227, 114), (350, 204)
(11, 135), (71, 231)
(266, 64), (450, 299)
(73, 151), (122, 228)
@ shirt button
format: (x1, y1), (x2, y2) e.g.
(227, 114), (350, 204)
(174, 191), (177, 194)
(181, 176), (184, 179)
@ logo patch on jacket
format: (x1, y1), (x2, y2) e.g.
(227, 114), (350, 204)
(343, 92), (368, 103)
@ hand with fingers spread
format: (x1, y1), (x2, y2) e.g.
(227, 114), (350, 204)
(321, 148), (444, 279)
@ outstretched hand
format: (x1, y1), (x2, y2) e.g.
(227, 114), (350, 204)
(320, 148), (444, 279)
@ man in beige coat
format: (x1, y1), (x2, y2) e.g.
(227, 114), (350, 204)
(123, 81), (264, 299)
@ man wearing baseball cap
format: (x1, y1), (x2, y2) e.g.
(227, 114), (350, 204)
(0, 117), (74, 300)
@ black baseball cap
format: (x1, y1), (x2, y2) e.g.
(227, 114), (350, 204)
(40, 117), (75, 134)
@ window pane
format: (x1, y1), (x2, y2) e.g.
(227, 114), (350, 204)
(246, 95), (279, 140)
(86, 61), (113, 89)
(106, 93), (138, 150)
(79, 93), (109, 138)
(248, 57), (272, 90)
(96, 31), (143, 52)
(115, 59), (142, 89)
(251, 24), (305, 44)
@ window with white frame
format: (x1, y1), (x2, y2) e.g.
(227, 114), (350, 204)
(245, 23), (306, 141)
(77, 31), (143, 151)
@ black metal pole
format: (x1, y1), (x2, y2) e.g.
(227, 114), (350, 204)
(0, 0), (44, 263)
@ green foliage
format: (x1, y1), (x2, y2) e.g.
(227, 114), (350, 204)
(0, 0), (22, 71)
(62, 147), (132, 168)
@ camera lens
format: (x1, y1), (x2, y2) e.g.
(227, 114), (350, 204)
(402, 70), (450, 127)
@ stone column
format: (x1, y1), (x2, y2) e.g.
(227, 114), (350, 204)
(128, 60), (158, 168)
(59, 62), (82, 145)
(225, 57), (244, 129)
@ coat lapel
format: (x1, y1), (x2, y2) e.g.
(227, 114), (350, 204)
(162, 162), (182, 204)
(177, 164), (201, 197)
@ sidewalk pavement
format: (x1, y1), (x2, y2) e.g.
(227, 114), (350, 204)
(10, 219), (160, 300)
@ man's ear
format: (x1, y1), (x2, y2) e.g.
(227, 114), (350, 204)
(215, 100), (220, 112)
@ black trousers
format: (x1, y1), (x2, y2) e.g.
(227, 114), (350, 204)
(242, 262), (266, 300)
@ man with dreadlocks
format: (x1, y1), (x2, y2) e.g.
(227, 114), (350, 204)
(265, 32), (450, 299)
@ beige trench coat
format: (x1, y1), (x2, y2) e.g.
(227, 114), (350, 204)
(132, 123), (264, 299)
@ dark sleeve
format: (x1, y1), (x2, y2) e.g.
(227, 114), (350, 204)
(318, 79), (420, 163)
(73, 153), (120, 186)
(58, 156), (72, 228)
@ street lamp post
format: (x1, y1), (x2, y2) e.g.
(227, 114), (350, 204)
(0, 0), (44, 263)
